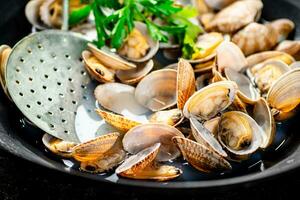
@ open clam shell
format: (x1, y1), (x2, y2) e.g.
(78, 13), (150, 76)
(270, 19), (295, 43)
(72, 132), (122, 162)
(218, 111), (263, 158)
(252, 98), (276, 149)
(276, 40), (300, 61)
(40, 0), (62, 28)
(267, 68), (300, 120)
(42, 133), (77, 157)
(190, 117), (227, 157)
(149, 109), (184, 127)
(94, 83), (149, 116)
(25, 0), (48, 29)
(246, 51), (295, 67)
(123, 123), (184, 161)
(216, 41), (248, 73)
(177, 59), (196, 110)
(183, 81), (237, 121)
(95, 109), (141, 133)
(116, 60), (154, 85)
(135, 69), (177, 112)
(0, 45), (11, 97)
(82, 50), (115, 83)
(118, 22), (159, 63)
(203, 117), (221, 137)
(116, 143), (182, 181)
(224, 68), (260, 104)
(88, 43), (136, 70)
(205, 0), (263, 33)
(204, 0), (237, 10)
(173, 136), (232, 172)
(232, 22), (278, 56)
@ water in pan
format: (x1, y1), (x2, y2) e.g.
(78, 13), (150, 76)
(7, 48), (300, 183)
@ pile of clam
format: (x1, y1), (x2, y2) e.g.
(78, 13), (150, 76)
(4, 0), (299, 181)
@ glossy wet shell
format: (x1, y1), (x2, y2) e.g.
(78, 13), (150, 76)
(177, 59), (196, 110)
(173, 137), (232, 173)
(94, 83), (149, 116)
(149, 109), (183, 127)
(218, 111), (263, 157)
(190, 117), (227, 157)
(224, 68), (260, 104)
(276, 40), (300, 60)
(82, 50), (115, 83)
(246, 51), (295, 67)
(135, 69), (177, 112)
(123, 123), (184, 161)
(95, 109), (141, 132)
(205, 0), (263, 33)
(116, 60), (154, 85)
(270, 19), (295, 42)
(267, 68), (300, 119)
(204, 0), (237, 10)
(72, 132), (122, 162)
(88, 43), (136, 70)
(216, 41), (248, 73)
(232, 23), (278, 56)
(183, 81), (237, 120)
(252, 98), (276, 149)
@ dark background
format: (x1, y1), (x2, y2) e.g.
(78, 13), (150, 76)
(0, 0), (299, 199)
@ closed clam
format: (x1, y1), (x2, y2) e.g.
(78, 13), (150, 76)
(82, 50), (115, 83)
(224, 68), (260, 104)
(116, 143), (182, 181)
(248, 60), (290, 95)
(216, 41), (248, 73)
(173, 136), (231, 172)
(183, 81), (237, 120)
(177, 59), (196, 110)
(252, 98), (276, 149)
(116, 60), (154, 85)
(190, 117), (227, 157)
(72, 132), (126, 173)
(118, 22), (159, 63)
(218, 111), (263, 159)
(276, 40), (300, 60)
(42, 133), (77, 157)
(123, 123), (184, 161)
(94, 83), (149, 116)
(270, 19), (295, 43)
(205, 0), (263, 33)
(135, 69), (177, 112)
(232, 22), (278, 56)
(267, 68), (300, 120)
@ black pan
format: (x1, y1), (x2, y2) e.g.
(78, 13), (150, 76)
(0, 0), (299, 189)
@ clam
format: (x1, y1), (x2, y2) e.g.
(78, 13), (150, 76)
(270, 19), (295, 43)
(94, 83), (149, 116)
(95, 109), (141, 133)
(191, 0), (212, 14)
(204, 0), (237, 10)
(82, 50), (115, 83)
(276, 40), (300, 60)
(224, 68), (260, 104)
(196, 73), (212, 90)
(232, 22), (278, 56)
(218, 111), (263, 158)
(183, 81), (237, 120)
(72, 132), (126, 173)
(216, 41), (248, 73)
(88, 43), (136, 70)
(25, 0), (48, 29)
(116, 143), (182, 181)
(135, 69), (177, 112)
(42, 133), (77, 157)
(248, 60), (290, 95)
(149, 109), (184, 127)
(188, 32), (224, 63)
(177, 59), (196, 110)
(205, 0), (263, 33)
(246, 51), (295, 68)
(116, 60), (154, 85)
(190, 117), (227, 157)
(118, 22), (159, 63)
(123, 123), (184, 161)
(252, 98), (276, 149)
(40, 0), (63, 28)
(0, 45), (11, 96)
(173, 136), (231, 172)
(200, 12), (216, 29)
(267, 68), (300, 121)
(290, 62), (300, 69)
(194, 60), (215, 74)
(203, 117), (221, 137)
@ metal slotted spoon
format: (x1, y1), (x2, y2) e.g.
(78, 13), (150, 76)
(5, 1), (114, 143)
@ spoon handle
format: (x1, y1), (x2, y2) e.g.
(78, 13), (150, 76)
(62, 0), (69, 31)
